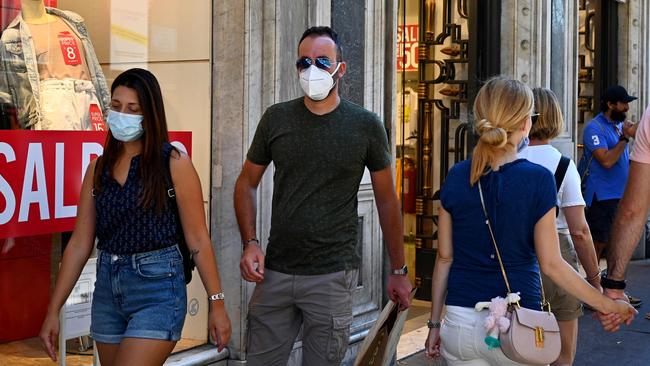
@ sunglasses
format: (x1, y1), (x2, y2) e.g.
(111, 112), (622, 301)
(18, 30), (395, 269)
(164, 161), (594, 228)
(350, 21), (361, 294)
(531, 112), (539, 125)
(296, 56), (334, 71)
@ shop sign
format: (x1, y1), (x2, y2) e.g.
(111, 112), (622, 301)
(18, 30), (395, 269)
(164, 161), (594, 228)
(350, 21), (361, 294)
(0, 131), (191, 239)
(397, 25), (419, 72)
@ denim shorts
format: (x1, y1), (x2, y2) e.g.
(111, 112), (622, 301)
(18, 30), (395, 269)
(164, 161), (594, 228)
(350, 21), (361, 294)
(90, 245), (187, 344)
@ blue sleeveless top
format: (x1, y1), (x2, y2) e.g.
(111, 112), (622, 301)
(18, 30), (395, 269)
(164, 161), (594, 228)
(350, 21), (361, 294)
(95, 143), (179, 254)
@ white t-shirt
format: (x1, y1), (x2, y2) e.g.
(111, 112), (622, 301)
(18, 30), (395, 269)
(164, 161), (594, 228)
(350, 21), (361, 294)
(518, 144), (585, 234)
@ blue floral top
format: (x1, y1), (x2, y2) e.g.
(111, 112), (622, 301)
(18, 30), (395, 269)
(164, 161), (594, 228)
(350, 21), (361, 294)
(95, 143), (179, 254)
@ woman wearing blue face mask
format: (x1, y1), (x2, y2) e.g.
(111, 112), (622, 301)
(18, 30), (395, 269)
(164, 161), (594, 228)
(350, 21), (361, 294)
(39, 68), (231, 365)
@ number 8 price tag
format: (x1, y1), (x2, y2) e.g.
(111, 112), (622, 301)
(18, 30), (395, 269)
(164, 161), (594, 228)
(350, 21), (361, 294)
(58, 31), (82, 66)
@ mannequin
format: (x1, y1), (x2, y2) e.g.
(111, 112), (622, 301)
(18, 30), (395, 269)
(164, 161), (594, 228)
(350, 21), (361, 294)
(20, 0), (56, 24)
(0, 0), (110, 130)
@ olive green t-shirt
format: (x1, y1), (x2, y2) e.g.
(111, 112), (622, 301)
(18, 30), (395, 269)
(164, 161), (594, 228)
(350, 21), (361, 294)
(247, 97), (391, 275)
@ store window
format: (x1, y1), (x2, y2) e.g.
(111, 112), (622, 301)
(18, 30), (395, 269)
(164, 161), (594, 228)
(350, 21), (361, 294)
(395, 0), (473, 358)
(396, 0), (419, 289)
(0, 1), (212, 364)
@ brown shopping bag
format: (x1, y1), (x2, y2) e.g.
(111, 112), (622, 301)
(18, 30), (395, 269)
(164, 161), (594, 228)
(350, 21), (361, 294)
(354, 289), (416, 366)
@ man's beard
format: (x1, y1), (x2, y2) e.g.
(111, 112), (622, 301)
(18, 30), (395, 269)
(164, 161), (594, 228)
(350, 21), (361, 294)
(610, 109), (627, 122)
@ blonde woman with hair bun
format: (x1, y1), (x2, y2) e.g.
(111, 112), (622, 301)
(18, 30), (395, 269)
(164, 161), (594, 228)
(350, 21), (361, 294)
(424, 77), (636, 366)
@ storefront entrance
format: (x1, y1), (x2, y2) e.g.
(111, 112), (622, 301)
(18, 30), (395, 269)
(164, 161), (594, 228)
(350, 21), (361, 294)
(394, 0), (500, 358)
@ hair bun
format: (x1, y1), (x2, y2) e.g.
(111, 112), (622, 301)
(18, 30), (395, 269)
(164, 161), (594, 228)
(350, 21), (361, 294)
(477, 119), (508, 148)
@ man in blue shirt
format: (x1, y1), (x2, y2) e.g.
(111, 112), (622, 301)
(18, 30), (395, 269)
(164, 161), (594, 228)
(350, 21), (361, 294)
(582, 85), (637, 262)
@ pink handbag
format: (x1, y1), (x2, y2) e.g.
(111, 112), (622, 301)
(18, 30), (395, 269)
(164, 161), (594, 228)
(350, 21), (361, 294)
(478, 181), (561, 365)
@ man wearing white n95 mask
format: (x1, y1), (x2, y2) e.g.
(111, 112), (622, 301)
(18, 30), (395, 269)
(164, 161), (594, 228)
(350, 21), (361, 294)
(234, 26), (412, 366)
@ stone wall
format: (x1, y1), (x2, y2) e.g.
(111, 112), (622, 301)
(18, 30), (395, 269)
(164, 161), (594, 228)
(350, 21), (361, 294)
(210, 0), (392, 363)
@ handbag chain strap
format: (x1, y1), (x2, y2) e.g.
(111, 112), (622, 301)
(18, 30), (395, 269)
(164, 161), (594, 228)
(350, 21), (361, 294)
(478, 180), (549, 312)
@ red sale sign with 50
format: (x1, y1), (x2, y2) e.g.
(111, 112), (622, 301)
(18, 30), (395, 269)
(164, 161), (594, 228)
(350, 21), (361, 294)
(0, 131), (191, 239)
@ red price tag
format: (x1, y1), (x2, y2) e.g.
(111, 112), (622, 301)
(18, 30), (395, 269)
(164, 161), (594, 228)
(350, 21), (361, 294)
(89, 104), (105, 131)
(58, 31), (81, 66)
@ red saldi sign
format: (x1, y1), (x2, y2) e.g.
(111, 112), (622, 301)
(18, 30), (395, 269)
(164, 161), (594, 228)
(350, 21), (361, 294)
(397, 25), (419, 72)
(0, 131), (191, 239)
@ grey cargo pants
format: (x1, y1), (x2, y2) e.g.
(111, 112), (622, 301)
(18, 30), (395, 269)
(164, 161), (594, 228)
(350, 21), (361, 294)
(246, 268), (358, 366)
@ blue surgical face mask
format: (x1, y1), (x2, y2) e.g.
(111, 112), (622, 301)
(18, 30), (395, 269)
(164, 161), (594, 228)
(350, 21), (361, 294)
(106, 110), (144, 142)
(517, 135), (530, 153)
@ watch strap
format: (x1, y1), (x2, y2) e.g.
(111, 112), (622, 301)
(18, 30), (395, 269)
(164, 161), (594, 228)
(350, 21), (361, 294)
(208, 292), (225, 301)
(427, 319), (441, 329)
(391, 265), (408, 276)
(600, 275), (626, 290)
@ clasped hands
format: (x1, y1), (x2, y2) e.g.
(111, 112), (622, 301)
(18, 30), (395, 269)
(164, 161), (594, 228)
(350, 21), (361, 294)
(594, 288), (638, 332)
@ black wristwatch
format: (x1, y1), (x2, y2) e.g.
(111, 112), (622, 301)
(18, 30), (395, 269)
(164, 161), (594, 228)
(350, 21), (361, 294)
(619, 135), (630, 143)
(601, 274), (626, 290)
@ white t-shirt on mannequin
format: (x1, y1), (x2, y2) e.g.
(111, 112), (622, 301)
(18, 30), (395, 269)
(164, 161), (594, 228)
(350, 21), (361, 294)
(518, 144), (585, 234)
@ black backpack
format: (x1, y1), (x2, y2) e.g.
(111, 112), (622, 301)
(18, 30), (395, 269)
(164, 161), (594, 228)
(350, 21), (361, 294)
(554, 156), (571, 217)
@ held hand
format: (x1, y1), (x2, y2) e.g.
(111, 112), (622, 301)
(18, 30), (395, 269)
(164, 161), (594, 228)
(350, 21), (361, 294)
(593, 312), (622, 332)
(209, 302), (232, 352)
(424, 328), (441, 359)
(604, 288), (636, 325)
(387, 275), (412, 311)
(623, 121), (638, 138)
(593, 289), (626, 332)
(239, 243), (265, 282)
(613, 299), (638, 325)
(603, 288), (626, 302)
(39, 311), (60, 361)
(595, 292), (637, 332)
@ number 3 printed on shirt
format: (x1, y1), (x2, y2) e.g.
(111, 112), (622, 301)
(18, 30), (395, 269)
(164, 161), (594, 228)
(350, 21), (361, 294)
(591, 135), (601, 146)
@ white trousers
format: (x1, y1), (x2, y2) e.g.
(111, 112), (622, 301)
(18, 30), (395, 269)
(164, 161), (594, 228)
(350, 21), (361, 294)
(37, 78), (100, 131)
(441, 306), (539, 366)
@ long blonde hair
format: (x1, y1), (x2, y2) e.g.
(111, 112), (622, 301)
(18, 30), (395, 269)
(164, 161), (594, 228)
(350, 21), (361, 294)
(470, 76), (534, 185)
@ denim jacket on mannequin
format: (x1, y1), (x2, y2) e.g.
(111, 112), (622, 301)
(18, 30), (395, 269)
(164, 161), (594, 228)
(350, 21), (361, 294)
(0, 7), (110, 129)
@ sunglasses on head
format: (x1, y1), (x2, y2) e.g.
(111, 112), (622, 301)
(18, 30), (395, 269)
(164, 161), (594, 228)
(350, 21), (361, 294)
(296, 56), (334, 71)
(531, 112), (539, 124)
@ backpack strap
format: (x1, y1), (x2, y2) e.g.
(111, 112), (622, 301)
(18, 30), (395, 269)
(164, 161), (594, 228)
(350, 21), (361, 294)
(163, 144), (177, 199)
(163, 145), (195, 284)
(554, 156), (571, 192)
(553, 156), (571, 218)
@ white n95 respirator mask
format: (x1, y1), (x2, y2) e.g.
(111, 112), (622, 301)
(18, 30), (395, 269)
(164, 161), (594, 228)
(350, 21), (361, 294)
(299, 63), (341, 101)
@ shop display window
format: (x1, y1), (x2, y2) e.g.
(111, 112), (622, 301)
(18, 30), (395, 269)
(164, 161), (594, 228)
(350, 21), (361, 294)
(0, 1), (212, 364)
(395, 0), (472, 358)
